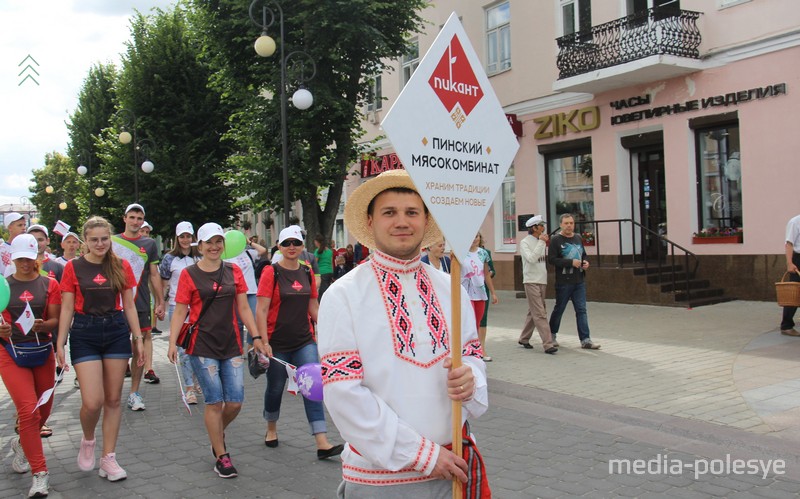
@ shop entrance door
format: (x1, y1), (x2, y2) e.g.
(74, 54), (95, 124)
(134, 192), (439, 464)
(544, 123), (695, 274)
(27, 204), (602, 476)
(637, 149), (667, 260)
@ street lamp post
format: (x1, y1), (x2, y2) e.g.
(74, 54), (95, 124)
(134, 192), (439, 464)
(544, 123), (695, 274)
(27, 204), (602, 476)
(116, 108), (156, 202)
(249, 0), (316, 227)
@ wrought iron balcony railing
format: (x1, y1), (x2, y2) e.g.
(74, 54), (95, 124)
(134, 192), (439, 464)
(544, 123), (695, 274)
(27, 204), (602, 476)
(556, 8), (702, 80)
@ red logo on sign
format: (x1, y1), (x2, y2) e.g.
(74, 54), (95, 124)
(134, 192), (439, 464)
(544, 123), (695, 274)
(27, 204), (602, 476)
(93, 274), (107, 285)
(291, 280), (302, 291)
(19, 290), (34, 302)
(428, 34), (483, 128)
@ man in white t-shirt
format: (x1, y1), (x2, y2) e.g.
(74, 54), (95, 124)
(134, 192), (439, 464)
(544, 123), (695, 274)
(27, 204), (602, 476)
(0, 212), (27, 277)
(781, 214), (800, 336)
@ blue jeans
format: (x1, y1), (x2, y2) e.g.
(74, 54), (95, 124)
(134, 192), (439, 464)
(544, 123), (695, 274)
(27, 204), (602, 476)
(169, 305), (194, 388)
(264, 342), (326, 435)
(189, 355), (244, 404)
(549, 282), (591, 343)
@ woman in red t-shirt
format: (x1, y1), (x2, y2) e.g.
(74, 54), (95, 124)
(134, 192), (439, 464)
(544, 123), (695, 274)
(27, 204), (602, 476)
(0, 234), (61, 497)
(168, 222), (269, 479)
(256, 226), (343, 460)
(56, 216), (145, 483)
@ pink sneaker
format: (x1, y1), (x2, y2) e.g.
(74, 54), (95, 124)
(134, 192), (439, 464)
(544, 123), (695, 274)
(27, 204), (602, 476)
(77, 437), (96, 471)
(98, 453), (127, 481)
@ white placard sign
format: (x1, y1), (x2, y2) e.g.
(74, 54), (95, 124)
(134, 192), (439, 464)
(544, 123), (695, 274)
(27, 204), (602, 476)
(381, 12), (519, 263)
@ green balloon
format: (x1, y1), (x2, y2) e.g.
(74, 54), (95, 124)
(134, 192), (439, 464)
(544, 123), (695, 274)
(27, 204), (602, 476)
(222, 230), (247, 259)
(0, 275), (9, 312)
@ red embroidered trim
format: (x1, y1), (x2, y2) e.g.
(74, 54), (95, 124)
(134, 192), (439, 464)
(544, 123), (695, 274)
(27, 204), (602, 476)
(462, 338), (484, 359)
(320, 350), (364, 384)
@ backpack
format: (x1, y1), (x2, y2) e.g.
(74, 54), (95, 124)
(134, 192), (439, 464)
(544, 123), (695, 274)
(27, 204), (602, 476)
(253, 259), (271, 282)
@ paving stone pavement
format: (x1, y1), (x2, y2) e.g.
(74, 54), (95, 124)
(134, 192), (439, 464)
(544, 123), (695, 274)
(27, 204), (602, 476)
(2, 293), (800, 497)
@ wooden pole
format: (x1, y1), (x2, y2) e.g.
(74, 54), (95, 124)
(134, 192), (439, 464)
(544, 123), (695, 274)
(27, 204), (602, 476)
(450, 253), (462, 499)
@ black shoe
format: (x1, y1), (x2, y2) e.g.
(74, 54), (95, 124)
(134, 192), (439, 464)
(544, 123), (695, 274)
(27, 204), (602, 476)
(214, 453), (238, 478)
(264, 438), (279, 448)
(144, 369), (160, 384)
(518, 341), (533, 349)
(545, 347), (558, 354)
(151, 327), (163, 335)
(317, 444), (344, 460)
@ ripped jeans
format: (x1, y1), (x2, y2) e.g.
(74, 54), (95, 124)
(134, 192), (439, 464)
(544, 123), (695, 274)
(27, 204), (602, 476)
(188, 355), (244, 404)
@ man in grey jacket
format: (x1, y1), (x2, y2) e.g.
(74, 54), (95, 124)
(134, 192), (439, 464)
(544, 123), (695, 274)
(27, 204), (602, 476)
(518, 215), (558, 354)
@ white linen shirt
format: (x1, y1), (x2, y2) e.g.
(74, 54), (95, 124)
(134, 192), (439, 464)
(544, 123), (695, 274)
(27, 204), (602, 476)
(786, 214), (800, 250)
(520, 234), (548, 284)
(317, 250), (488, 486)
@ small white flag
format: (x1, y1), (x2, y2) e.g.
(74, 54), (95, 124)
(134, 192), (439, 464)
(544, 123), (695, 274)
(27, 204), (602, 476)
(285, 364), (298, 395)
(15, 302), (35, 337)
(53, 220), (70, 237)
(32, 370), (62, 414)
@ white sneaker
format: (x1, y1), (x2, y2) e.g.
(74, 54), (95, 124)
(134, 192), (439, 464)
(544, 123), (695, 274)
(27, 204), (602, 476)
(127, 392), (145, 411)
(28, 471), (49, 497)
(12, 436), (30, 473)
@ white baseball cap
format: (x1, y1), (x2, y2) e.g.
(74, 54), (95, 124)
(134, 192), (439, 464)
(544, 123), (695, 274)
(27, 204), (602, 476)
(4, 212), (23, 226)
(125, 203), (145, 215)
(62, 232), (81, 242)
(525, 215), (545, 228)
(278, 225), (304, 245)
(175, 221), (194, 236)
(10, 234), (38, 260)
(27, 224), (49, 237)
(142, 221), (153, 230)
(197, 222), (224, 242)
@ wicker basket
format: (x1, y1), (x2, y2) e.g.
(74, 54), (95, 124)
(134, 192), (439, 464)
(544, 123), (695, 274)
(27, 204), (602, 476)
(776, 272), (800, 307)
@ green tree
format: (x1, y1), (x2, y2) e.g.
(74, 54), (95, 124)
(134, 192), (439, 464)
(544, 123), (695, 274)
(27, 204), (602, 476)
(192, 0), (428, 242)
(96, 6), (237, 235)
(29, 152), (83, 247)
(66, 63), (119, 223)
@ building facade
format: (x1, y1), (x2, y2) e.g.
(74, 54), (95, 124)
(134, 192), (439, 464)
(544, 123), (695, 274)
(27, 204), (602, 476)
(346, 0), (800, 304)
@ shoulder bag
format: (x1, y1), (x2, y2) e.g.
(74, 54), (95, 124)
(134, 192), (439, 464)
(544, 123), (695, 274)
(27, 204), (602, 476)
(177, 264), (225, 350)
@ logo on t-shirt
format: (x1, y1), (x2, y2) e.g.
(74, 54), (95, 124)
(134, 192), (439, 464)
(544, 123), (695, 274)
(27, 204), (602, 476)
(139, 247), (147, 254)
(213, 282), (221, 291)
(93, 274), (107, 285)
(19, 290), (34, 302)
(291, 280), (302, 291)
(2, 252), (10, 266)
(48, 271), (56, 279)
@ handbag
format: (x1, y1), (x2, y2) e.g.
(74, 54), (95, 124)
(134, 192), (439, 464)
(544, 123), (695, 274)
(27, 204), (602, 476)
(445, 421), (491, 498)
(247, 347), (270, 379)
(2, 340), (52, 368)
(177, 264), (225, 350)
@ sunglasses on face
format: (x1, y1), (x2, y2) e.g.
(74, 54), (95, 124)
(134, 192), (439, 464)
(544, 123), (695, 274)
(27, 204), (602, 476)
(280, 239), (303, 247)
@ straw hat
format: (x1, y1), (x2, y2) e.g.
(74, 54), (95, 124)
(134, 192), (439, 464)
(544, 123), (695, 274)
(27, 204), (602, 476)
(344, 169), (442, 249)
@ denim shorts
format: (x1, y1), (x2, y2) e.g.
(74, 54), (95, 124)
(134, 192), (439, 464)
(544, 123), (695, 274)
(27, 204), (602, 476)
(69, 311), (132, 365)
(189, 355), (244, 404)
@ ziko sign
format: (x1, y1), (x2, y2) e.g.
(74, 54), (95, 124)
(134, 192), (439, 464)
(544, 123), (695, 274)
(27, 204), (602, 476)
(381, 12), (519, 263)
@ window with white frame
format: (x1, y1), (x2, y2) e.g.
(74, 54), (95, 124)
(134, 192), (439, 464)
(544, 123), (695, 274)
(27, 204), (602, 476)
(627, 0), (681, 15)
(401, 40), (419, 86)
(495, 164), (516, 249)
(560, 0), (592, 36)
(486, 2), (511, 74)
(366, 75), (382, 112)
(546, 151), (594, 231)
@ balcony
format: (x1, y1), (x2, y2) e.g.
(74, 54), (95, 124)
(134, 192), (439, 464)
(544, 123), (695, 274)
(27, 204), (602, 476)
(554, 8), (702, 94)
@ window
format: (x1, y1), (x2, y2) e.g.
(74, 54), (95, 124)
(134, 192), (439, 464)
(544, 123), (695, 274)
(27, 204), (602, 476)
(546, 151), (594, 231)
(627, 0), (680, 14)
(401, 40), (419, 86)
(561, 0), (592, 36)
(486, 2), (511, 74)
(366, 76), (382, 112)
(495, 165), (516, 249)
(696, 124), (742, 233)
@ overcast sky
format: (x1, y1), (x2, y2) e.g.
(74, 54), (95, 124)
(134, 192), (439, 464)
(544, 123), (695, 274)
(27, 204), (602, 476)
(0, 0), (177, 206)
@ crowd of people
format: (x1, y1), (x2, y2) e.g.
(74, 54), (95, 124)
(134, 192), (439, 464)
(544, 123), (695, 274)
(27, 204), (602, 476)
(1, 170), (505, 497)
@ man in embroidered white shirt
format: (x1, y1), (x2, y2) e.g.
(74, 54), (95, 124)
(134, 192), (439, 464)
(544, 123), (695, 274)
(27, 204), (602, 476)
(318, 170), (489, 499)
